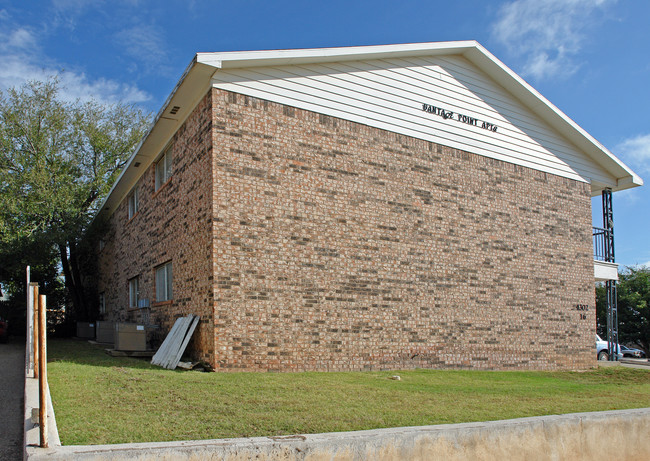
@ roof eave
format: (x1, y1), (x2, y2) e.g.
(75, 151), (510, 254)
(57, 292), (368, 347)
(97, 55), (220, 220)
(197, 41), (480, 69)
(461, 44), (642, 194)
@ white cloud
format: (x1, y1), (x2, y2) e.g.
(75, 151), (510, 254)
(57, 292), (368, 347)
(610, 186), (641, 207)
(51, 0), (101, 11)
(491, 0), (616, 80)
(0, 57), (150, 105)
(115, 24), (169, 74)
(59, 71), (151, 104)
(4, 27), (37, 50)
(616, 134), (650, 174)
(0, 17), (38, 54)
(0, 10), (150, 105)
(50, 0), (104, 27)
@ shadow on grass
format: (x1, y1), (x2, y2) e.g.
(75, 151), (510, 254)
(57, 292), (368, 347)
(47, 337), (172, 371)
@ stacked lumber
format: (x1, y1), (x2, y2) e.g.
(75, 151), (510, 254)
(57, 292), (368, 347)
(151, 315), (200, 370)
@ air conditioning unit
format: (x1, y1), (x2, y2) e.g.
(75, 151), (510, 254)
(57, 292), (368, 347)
(138, 298), (150, 308)
(76, 322), (95, 339)
(115, 323), (147, 351)
(96, 321), (115, 344)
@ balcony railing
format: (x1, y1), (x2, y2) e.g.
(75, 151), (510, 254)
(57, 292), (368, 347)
(593, 226), (614, 262)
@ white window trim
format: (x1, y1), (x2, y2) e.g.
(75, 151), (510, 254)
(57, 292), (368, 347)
(99, 292), (106, 314)
(155, 262), (173, 302)
(128, 187), (139, 219)
(129, 276), (140, 308)
(155, 147), (173, 191)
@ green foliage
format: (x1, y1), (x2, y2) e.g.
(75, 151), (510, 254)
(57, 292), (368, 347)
(48, 339), (650, 445)
(0, 77), (150, 322)
(596, 267), (650, 356)
(618, 267), (650, 354)
(0, 236), (65, 333)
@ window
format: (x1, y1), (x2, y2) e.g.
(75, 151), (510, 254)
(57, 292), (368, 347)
(128, 187), (139, 219)
(128, 276), (140, 308)
(155, 262), (173, 302)
(155, 147), (173, 190)
(99, 292), (106, 314)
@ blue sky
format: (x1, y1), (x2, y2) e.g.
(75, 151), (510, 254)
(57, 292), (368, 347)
(1, 0), (648, 268)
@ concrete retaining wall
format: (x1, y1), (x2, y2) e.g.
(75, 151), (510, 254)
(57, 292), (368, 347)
(24, 375), (60, 459)
(26, 407), (650, 461)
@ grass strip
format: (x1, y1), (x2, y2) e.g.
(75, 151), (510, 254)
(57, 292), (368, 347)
(47, 338), (650, 445)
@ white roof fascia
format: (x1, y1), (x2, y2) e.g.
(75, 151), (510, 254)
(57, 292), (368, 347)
(196, 41), (478, 69)
(462, 44), (642, 192)
(97, 56), (219, 218)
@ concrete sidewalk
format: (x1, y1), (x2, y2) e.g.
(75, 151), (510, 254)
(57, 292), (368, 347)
(599, 358), (650, 370)
(0, 337), (26, 461)
(620, 358), (650, 370)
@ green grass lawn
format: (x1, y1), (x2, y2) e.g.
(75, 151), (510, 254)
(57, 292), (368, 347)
(47, 338), (650, 445)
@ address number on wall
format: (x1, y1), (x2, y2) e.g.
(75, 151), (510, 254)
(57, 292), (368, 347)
(575, 304), (589, 320)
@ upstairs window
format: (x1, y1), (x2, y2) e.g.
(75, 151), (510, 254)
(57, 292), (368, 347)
(127, 187), (139, 219)
(155, 147), (173, 191)
(128, 276), (140, 308)
(155, 261), (173, 302)
(99, 292), (106, 314)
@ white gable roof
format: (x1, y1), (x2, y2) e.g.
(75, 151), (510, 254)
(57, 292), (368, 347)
(99, 41), (642, 217)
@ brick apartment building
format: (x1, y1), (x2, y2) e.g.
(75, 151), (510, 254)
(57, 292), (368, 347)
(95, 41), (642, 371)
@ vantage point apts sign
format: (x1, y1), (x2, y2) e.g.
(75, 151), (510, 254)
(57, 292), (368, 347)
(422, 102), (498, 133)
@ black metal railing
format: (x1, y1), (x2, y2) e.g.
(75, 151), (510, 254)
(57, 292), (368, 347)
(593, 226), (613, 262)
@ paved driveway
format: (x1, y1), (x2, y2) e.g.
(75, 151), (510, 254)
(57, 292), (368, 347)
(0, 337), (25, 461)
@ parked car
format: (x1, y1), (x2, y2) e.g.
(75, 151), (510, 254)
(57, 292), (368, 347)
(0, 317), (7, 343)
(595, 335), (622, 360)
(620, 345), (645, 358)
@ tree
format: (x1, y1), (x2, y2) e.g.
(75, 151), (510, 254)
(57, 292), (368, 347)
(596, 267), (650, 357)
(0, 236), (66, 334)
(0, 77), (150, 322)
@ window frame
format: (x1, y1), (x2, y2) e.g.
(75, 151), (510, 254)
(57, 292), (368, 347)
(155, 147), (173, 191)
(99, 292), (106, 314)
(155, 261), (173, 302)
(128, 276), (140, 309)
(127, 186), (139, 219)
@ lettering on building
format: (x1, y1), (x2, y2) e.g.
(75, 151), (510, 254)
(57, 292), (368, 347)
(422, 103), (498, 133)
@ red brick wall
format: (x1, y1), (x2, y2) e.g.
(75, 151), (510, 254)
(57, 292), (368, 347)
(97, 91), (214, 363)
(209, 88), (594, 371)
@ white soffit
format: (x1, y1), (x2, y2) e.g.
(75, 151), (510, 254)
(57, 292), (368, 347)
(100, 56), (214, 216)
